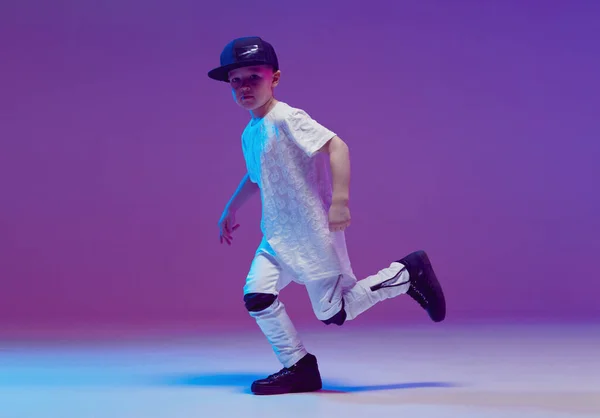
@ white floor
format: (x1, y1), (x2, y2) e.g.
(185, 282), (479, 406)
(1, 323), (599, 418)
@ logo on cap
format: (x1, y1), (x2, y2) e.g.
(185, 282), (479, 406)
(238, 45), (259, 57)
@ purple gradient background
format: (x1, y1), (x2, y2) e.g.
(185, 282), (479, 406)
(2, 0), (599, 333)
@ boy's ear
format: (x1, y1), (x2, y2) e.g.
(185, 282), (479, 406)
(272, 70), (281, 87)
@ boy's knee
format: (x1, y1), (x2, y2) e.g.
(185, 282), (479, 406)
(244, 293), (277, 312)
(321, 296), (347, 326)
(321, 307), (347, 326)
(317, 292), (347, 326)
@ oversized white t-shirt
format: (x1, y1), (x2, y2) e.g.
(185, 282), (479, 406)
(241, 101), (356, 284)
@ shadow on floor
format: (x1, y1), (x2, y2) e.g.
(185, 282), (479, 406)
(163, 372), (459, 394)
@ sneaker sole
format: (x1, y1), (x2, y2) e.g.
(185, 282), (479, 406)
(251, 382), (322, 395)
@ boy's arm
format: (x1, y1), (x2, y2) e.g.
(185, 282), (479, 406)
(226, 172), (259, 212)
(319, 136), (351, 231)
(219, 173), (258, 245)
(319, 136), (350, 205)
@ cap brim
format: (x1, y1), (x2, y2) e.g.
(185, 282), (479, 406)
(207, 61), (273, 82)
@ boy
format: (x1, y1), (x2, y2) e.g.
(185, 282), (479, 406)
(208, 36), (446, 395)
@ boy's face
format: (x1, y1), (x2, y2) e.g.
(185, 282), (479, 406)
(228, 65), (280, 111)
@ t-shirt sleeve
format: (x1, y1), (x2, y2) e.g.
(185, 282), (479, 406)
(281, 109), (336, 157)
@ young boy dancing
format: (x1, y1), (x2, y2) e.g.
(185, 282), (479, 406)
(208, 36), (446, 395)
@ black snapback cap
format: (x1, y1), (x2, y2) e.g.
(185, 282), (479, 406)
(208, 36), (279, 82)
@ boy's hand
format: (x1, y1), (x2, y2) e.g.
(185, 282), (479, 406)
(218, 206), (240, 245)
(328, 202), (351, 232)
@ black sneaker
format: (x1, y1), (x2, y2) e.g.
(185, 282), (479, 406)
(399, 250), (446, 322)
(251, 353), (322, 395)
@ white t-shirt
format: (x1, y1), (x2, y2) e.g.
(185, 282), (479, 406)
(242, 101), (355, 284)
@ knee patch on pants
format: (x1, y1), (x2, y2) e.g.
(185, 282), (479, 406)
(244, 293), (277, 312)
(321, 299), (347, 326)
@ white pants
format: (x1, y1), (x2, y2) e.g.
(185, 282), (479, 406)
(244, 250), (410, 368)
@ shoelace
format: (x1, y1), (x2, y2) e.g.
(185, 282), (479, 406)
(408, 271), (430, 309)
(267, 367), (294, 381)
